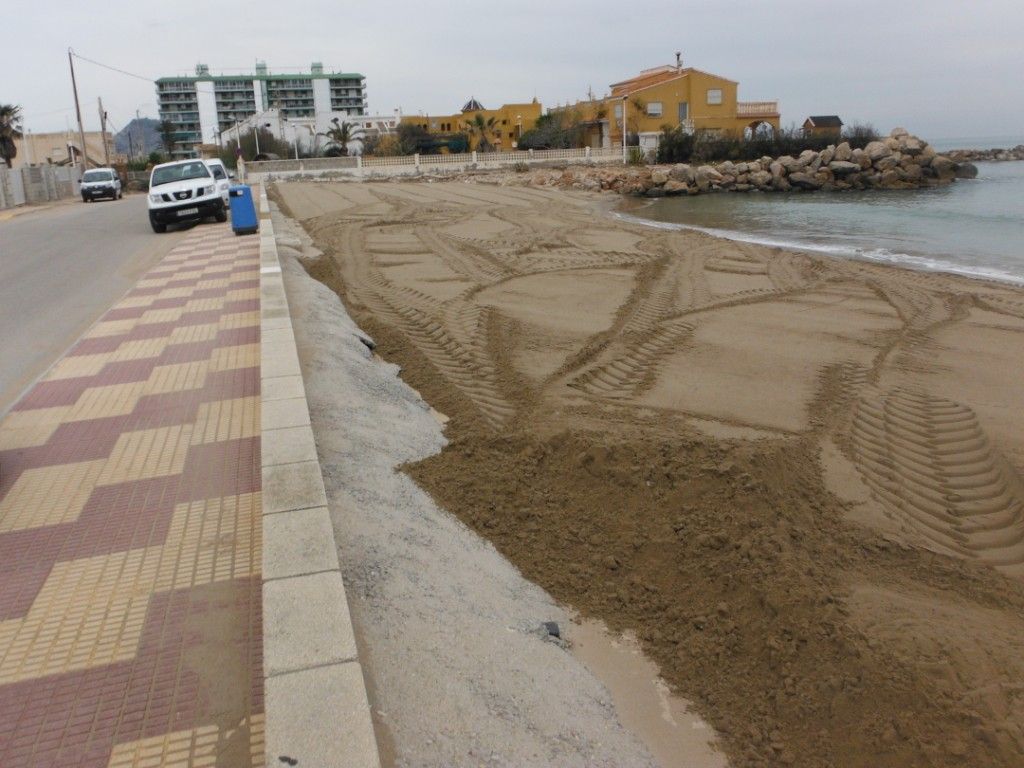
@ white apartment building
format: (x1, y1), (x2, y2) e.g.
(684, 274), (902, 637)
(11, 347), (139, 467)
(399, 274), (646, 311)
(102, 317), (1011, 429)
(156, 61), (367, 158)
(220, 109), (401, 157)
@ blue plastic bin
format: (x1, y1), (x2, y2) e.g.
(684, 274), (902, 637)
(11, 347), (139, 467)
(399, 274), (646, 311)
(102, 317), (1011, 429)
(228, 185), (259, 236)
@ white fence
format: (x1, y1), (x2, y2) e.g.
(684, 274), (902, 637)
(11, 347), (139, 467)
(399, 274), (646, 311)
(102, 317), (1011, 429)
(244, 145), (625, 182)
(0, 164), (82, 210)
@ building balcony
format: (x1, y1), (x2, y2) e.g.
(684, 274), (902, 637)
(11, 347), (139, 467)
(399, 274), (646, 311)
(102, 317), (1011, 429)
(737, 101), (779, 118)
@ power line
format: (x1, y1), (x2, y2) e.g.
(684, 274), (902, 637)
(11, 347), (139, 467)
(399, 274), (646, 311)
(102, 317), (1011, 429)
(70, 50), (154, 84)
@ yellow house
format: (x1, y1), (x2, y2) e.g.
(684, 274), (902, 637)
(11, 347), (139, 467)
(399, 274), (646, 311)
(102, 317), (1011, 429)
(570, 59), (780, 152)
(401, 98), (543, 151)
(802, 115), (843, 139)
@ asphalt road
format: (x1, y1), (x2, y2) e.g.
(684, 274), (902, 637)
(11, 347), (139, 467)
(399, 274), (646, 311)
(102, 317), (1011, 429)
(0, 194), (201, 413)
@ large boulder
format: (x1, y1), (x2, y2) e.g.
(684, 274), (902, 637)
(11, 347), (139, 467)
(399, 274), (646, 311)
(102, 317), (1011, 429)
(663, 179), (689, 195)
(834, 142), (853, 162)
(819, 147), (835, 165)
(772, 175), (791, 191)
(789, 172), (822, 190)
(898, 135), (924, 156)
(890, 127), (910, 139)
(917, 145), (936, 167)
(749, 170), (772, 187)
(669, 163), (693, 183)
(865, 141), (892, 161)
(954, 162), (978, 179)
(851, 148), (872, 169)
(898, 164), (923, 182)
(696, 165), (724, 183)
(778, 155), (801, 173)
(770, 160), (786, 178)
(651, 169), (669, 185)
(878, 169), (901, 188)
(829, 160), (861, 175)
(931, 155), (956, 180)
(874, 155), (899, 172)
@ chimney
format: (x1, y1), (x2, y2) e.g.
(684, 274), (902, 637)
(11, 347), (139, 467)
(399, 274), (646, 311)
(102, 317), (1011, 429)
(675, 51), (682, 71)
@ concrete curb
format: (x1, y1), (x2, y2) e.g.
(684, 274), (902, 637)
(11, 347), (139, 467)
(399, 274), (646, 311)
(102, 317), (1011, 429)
(258, 186), (382, 768)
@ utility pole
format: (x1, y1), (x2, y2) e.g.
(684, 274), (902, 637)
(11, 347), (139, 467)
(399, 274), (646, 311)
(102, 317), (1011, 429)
(98, 97), (110, 166)
(68, 48), (90, 170)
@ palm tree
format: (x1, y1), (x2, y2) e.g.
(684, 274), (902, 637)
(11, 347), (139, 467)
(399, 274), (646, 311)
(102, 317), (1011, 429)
(463, 114), (498, 153)
(318, 118), (364, 157)
(0, 104), (23, 168)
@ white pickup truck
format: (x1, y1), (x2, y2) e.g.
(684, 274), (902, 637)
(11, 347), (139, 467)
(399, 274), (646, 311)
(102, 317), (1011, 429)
(147, 159), (227, 233)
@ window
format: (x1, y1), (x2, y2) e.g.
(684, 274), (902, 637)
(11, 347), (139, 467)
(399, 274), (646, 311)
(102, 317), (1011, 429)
(678, 102), (689, 121)
(646, 101), (663, 118)
(614, 103), (622, 119)
(707, 89), (723, 105)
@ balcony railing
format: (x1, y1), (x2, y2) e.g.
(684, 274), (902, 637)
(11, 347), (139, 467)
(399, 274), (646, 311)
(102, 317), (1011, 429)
(737, 101), (779, 117)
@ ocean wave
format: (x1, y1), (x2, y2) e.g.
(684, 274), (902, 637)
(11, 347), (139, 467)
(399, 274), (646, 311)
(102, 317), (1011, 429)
(611, 211), (1024, 286)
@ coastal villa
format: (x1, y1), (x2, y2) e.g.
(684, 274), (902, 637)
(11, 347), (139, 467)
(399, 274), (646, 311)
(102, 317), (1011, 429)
(567, 55), (780, 153)
(401, 98), (543, 151)
(803, 115), (844, 139)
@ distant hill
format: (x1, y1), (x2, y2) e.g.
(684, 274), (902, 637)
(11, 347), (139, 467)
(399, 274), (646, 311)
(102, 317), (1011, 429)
(115, 118), (162, 156)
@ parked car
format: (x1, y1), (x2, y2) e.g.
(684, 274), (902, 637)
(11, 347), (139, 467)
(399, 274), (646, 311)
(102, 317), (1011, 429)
(203, 158), (232, 206)
(81, 168), (122, 202)
(147, 159), (227, 233)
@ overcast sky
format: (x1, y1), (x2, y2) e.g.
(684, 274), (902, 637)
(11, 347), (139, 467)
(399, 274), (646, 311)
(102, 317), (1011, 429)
(4, 0), (1023, 141)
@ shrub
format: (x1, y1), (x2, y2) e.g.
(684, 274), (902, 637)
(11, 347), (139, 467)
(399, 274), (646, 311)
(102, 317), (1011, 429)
(656, 125), (696, 163)
(627, 146), (646, 165)
(512, 161), (530, 173)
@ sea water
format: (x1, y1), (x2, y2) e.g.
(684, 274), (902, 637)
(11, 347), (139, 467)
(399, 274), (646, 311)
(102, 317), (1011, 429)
(619, 159), (1024, 285)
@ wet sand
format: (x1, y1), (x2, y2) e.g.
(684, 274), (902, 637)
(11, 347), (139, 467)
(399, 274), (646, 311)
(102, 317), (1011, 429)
(273, 179), (1024, 768)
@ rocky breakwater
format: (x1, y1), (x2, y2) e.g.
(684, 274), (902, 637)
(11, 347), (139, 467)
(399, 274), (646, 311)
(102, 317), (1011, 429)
(521, 129), (976, 197)
(946, 145), (1024, 163)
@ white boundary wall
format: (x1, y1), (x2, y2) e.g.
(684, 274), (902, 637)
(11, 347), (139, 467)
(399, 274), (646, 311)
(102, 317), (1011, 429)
(244, 146), (626, 182)
(0, 164), (81, 209)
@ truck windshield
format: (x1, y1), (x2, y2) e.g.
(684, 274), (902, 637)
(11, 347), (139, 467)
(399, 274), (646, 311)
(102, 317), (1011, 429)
(83, 170), (113, 182)
(151, 162), (212, 187)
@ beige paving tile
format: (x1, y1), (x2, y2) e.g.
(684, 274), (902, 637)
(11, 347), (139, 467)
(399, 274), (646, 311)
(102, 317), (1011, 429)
(191, 396), (260, 444)
(210, 343), (259, 372)
(68, 381), (147, 422)
(96, 424), (194, 486)
(0, 460), (106, 532)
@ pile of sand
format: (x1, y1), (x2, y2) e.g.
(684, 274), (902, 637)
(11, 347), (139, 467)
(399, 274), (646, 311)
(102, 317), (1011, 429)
(273, 180), (1024, 767)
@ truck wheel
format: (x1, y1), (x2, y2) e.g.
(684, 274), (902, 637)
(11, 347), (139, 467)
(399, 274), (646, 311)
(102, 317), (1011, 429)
(150, 216), (167, 233)
(214, 206), (227, 223)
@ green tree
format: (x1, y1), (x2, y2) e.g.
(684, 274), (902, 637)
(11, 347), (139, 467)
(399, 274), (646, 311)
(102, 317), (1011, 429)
(0, 104), (23, 168)
(318, 118), (364, 157)
(462, 114), (498, 152)
(396, 123), (432, 155)
(157, 120), (177, 156)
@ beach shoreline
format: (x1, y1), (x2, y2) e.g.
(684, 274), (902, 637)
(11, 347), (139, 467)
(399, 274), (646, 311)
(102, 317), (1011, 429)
(273, 178), (1024, 768)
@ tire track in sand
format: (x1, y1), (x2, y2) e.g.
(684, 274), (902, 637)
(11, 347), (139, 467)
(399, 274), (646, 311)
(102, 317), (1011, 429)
(850, 387), (1024, 576)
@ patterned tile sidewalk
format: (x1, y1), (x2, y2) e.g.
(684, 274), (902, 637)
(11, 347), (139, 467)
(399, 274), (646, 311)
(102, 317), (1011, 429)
(0, 225), (264, 767)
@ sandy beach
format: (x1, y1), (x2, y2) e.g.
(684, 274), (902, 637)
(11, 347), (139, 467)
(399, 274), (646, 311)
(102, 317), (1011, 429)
(272, 178), (1024, 768)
